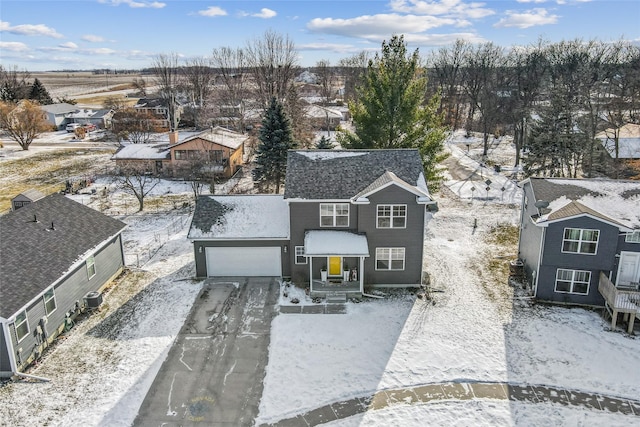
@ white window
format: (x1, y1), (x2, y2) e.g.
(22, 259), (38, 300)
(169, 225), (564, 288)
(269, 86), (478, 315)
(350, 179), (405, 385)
(15, 311), (29, 342)
(86, 256), (96, 279)
(295, 246), (307, 265)
(320, 203), (349, 227)
(43, 288), (56, 316)
(555, 269), (591, 295)
(375, 248), (405, 271)
(377, 204), (407, 228)
(562, 228), (599, 254)
(626, 231), (640, 243)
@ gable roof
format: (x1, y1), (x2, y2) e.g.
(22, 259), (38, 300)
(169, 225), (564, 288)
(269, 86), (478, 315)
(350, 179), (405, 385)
(284, 149), (428, 200)
(353, 170), (431, 202)
(526, 177), (640, 230)
(40, 103), (77, 115)
(172, 126), (246, 151)
(188, 195), (289, 240)
(0, 194), (126, 318)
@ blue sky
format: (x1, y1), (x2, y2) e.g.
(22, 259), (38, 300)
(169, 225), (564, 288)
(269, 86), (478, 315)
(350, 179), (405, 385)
(1, 0), (639, 71)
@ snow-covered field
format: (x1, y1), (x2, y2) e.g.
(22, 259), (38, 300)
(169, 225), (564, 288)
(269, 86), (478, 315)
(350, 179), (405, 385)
(1, 131), (638, 427)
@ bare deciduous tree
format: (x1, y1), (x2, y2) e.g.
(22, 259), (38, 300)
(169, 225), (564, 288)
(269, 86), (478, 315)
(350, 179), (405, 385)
(210, 46), (251, 132)
(315, 59), (335, 105)
(112, 108), (160, 143)
(152, 53), (181, 132)
(182, 57), (215, 129)
(338, 51), (369, 103)
(113, 164), (159, 212)
(0, 100), (50, 150)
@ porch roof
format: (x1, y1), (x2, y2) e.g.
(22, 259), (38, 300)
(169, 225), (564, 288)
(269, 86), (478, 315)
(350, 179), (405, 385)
(304, 230), (369, 256)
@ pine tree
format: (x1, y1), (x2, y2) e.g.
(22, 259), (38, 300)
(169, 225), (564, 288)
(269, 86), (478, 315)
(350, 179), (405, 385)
(253, 97), (296, 193)
(337, 35), (448, 191)
(315, 135), (335, 149)
(29, 78), (53, 105)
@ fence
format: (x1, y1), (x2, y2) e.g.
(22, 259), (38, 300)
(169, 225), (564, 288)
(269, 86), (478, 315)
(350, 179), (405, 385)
(124, 213), (191, 268)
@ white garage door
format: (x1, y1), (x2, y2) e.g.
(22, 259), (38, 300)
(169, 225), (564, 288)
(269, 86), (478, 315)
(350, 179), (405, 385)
(205, 247), (282, 277)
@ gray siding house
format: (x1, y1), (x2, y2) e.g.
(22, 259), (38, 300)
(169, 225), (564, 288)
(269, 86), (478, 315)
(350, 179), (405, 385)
(188, 149), (437, 296)
(0, 194), (126, 376)
(518, 178), (640, 332)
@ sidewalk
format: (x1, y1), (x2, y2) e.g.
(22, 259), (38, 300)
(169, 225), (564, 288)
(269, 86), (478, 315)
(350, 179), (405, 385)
(259, 381), (640, 426)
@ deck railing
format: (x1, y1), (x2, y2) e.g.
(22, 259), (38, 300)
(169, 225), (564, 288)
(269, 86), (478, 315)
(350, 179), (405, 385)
(598, 272), (640, 314)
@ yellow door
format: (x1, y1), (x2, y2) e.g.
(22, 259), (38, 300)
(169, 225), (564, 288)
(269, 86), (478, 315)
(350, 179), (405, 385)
(328, 257), (341, 276)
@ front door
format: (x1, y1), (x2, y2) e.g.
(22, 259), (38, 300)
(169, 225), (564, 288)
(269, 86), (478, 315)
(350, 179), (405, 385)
(617, 252), (640, 285)
(328, 256), (342, 276)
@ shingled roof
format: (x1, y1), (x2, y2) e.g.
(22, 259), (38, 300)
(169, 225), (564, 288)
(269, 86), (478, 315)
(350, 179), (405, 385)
(284, 149), (427, 200)
(0, 194), (126, 318)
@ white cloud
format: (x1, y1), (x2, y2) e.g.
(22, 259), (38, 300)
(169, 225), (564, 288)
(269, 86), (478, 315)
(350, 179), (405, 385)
(517, 0), (548, 3)
(58, 42), (78, 49)
(0, 41), (29, 52)
(98, 0), (165, 9)
(307, 14), (455, 39)
(0, 20), (63, 38)
(494, 8), (559, 28)
(82, 34), (106, 43)
(253, 8), (277, 19)
(389, 0), (495, 19)
(297, 42), (358, 54)
(198, 6), (227, 17)
(84, 47), (117, 55)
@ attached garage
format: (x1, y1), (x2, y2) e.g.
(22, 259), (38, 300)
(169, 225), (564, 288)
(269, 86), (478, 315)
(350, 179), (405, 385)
(205, 246), (282, 277)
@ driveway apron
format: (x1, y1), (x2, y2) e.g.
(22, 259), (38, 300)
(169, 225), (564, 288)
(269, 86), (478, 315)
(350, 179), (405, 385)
(133, 277), (279, 426)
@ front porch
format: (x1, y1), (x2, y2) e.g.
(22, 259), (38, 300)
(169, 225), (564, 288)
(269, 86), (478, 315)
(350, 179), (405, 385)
(310, 279), (362, 299)
(598, 272), (640, 334)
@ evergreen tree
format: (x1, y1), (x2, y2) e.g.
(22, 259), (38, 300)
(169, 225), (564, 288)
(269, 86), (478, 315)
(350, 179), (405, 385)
(315, 135), (335, 149)
(29, 78), (53, 105)
(338, 35), (448, 190)
(253, 97), (296, 193)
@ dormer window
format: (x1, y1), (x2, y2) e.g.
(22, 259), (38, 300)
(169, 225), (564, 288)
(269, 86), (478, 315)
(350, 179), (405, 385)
(320, 203), (349, 227)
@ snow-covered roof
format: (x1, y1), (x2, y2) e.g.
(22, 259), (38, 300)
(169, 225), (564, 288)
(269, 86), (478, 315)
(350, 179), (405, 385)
(304, 230), (369, 256)
(596, 124), (640, 159)
(111, 143), (170, 160)
(304, 105), (343, 120)
(188, 195), (290, 240)
(40, 103), (77, 115)
(174, 126), (246, 150)
(528, 178), (640, 229)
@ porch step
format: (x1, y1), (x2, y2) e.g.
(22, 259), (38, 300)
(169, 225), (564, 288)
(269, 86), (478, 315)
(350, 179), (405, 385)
(326, 292), (347, 304)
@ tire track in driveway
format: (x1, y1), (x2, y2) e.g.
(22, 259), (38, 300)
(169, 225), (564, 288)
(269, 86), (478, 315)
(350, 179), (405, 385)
(132, 277), (279, 426)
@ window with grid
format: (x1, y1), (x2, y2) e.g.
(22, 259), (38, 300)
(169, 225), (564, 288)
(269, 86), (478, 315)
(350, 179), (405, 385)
(626, 231), (640, 243)
(43, 288), (56, 316)
(295, 246), (307, 264)
(375, 248), (405, 270)
(15, 311), (29, 342)
(86, 256), (96, 279)
(555, 269), (591, 295)
(320, 203), (349, 227)
(562, 228), (599, 254)
(377, 205), (407, 228)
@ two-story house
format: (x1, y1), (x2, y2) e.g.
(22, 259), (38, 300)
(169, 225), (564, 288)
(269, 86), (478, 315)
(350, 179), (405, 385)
(187, 149), (437, 297)
(518, 178), (640, 332)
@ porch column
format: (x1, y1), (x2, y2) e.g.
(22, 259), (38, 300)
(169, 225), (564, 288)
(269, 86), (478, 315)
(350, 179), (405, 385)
(309, 257), (313, 293)
(359, 256), (364, 293)
(628, 313), (636, 334)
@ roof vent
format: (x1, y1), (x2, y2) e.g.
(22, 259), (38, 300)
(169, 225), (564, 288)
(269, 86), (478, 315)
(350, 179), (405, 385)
(534, 200), (549, 209)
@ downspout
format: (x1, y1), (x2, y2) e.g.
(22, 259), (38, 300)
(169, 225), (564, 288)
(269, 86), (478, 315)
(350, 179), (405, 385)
(309, 257), (313, 294)
(0, 322), (50, 381)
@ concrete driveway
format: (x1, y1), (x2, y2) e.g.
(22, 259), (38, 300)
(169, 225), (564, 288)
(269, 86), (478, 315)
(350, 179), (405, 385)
(133, 277), (279, 426)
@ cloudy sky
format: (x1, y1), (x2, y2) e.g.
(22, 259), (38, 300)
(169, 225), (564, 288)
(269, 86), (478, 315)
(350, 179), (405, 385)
(1, 0), (639, 71)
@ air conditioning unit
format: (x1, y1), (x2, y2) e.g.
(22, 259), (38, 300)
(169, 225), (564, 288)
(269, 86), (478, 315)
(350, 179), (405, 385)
(85, 291), (103, 309)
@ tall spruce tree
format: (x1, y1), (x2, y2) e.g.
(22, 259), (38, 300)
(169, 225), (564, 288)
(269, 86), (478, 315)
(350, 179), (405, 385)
(315, 135), (335, 149)
(338, 35), (448, 190)
(29, 78), (53, 105)
(253, 97), (296, 193)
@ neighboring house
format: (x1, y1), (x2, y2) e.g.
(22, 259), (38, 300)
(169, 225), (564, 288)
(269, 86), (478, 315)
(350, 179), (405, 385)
(596, 123), (640, 160)
(133, 98), (183, 130)
(304, 105), (343, 131)
(188, 149), (437, 297)
(518, 178), (640, 332)
(66, 108), (115, 129)
(40, 103), (78, 129)
(0, 194), (126, 376)
(11, 189), (45, 211)
(112, 127), (246, 178)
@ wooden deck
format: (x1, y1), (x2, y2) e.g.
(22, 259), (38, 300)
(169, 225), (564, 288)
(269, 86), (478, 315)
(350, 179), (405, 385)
(598, 272), (640, 333)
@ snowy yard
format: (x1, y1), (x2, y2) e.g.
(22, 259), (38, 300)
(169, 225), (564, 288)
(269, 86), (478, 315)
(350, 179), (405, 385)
(1, 131), (639, 426)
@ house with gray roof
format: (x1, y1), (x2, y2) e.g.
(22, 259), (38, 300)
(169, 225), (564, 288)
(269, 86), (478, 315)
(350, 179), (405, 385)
(518, 178), (640, 332)
(0, 194), (126, 376)
(188, 149), (438, 298)
(40, 102), (78, 129)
